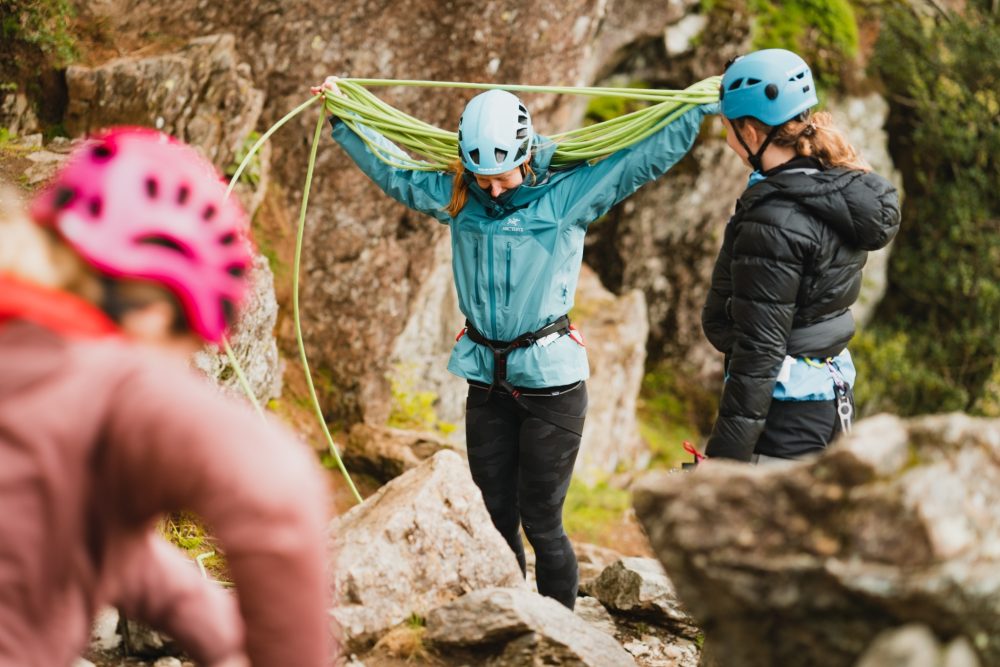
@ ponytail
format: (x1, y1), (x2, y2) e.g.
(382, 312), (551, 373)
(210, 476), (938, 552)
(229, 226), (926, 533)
(734, 111), (871, 172)
(445, 159), (468, 218)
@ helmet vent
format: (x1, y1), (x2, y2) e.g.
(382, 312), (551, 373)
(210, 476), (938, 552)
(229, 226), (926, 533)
(92, 144), (113, 161)
(746, 78), (761, 86)
(469, 149), (480, 165)
(220, 297), (236, 327)
(177, 185), (190, 205)
(88, 198), (103, 218)
(728, 78), (744, 91)
(54, 187), (76, 210)
(518, 105), (527, 115)
(136, 234), (194, 258)
(226, 264), (246, 278)
(219, 232), (237, 246)
(458, 130), (463, 142)
(795, 72), (806, 80)
(516, 127), (527, 140)
(145, 178), (158, 199)
(518, 115), (528, 125)
(202, 205), (217, 222)
(494, 148), (508, 164)
(515, 140), (528, 161)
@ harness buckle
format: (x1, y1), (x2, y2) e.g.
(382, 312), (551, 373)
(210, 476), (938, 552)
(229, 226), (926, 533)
(837, 392), (853, 434)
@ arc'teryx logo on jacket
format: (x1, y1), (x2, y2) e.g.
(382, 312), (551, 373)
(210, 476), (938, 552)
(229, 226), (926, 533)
(501, 217), (525, 233)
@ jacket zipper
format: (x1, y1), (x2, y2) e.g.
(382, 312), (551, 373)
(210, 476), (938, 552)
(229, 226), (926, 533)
(487, 223), (498, 338)
(505, 243), (512, 307)
(473, 241), (483, 306)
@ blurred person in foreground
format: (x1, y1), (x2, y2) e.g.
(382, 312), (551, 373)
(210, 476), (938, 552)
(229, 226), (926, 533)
(0, 127), (334, 666)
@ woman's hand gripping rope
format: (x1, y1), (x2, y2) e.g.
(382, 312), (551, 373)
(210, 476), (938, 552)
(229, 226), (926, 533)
(311, 76), (344, 98)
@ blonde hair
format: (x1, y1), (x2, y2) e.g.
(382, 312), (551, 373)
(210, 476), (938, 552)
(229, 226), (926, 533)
(734, 111), (871, 172)
(0, 183), (91, 291)
(444, 158), (537, 218)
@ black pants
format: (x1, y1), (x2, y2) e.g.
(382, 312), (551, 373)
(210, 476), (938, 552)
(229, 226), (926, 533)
(465, 381), (587, 609)
(754, 388), (854, 459)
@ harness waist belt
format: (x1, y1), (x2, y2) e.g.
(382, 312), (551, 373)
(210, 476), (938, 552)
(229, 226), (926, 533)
(463, 315), (584, 436)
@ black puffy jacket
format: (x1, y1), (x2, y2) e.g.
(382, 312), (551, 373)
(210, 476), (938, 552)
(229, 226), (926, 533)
(702, 157), (901, 461)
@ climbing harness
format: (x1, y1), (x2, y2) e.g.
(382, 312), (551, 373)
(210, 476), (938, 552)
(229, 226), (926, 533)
(219, 76), (722, 505)
(827, 360), (854, 435)
(462, 315), (585, 436)
(802, 356), (854, 434)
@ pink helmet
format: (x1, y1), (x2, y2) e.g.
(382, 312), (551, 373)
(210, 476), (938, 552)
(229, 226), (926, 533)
(30, 127), (252, 343)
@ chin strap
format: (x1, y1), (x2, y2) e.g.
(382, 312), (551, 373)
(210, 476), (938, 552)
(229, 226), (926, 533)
(732, 123), (781, 173)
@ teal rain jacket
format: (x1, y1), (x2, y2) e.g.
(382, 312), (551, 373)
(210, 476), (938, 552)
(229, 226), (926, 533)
(331, 103), (716, 388)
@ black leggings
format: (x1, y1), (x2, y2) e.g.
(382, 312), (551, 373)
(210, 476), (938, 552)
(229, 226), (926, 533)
(465, 381), (587, 609)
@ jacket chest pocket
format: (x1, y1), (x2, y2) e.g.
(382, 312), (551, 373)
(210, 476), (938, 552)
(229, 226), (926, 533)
(498, 233), (541, 309)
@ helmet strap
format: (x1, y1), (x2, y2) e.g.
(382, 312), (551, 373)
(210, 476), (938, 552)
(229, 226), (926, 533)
(733, 122), (781, 173)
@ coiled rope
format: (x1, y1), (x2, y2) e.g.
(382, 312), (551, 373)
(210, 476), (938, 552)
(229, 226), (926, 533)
(223, 76), (721, 506)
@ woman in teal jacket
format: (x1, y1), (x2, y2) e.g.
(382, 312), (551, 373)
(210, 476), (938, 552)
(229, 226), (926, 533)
(317, 76), (716, 608)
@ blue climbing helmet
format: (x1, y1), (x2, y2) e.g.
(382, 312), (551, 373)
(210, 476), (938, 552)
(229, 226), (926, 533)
(720, 49), (818, 126)
(458, 89), (533, 175)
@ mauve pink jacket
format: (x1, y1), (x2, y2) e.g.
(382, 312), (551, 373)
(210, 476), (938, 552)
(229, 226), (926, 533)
(0, 320), (334, 666)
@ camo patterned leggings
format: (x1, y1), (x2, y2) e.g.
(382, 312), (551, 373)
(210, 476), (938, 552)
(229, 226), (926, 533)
(465, 381), (588, 610)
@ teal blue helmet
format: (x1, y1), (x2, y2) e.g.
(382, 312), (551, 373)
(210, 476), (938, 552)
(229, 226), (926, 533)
(458, 90), (533, 175)
(720, 49), (818, 126)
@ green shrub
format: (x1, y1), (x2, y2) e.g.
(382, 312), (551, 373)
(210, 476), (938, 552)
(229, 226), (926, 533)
(225, 131), (263, 187)
(637, 362), (718, 467)
(700, 0), (860, 94)
(387, 364), (456, 434)
(0, 0), (78, 71)
(749, 0), (859, 90)
(866, 1), (1000, 415)
(563, 477), (632, 545)
(584, 80), (652, 126)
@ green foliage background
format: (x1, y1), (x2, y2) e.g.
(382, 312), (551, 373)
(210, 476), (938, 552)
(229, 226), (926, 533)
(0, 0), (77, 76)
(858, 0), (1000, 416)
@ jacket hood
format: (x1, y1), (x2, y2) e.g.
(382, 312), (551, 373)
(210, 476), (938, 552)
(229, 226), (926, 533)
(464, 135), (573, 218)
(739, 167), (901, 251)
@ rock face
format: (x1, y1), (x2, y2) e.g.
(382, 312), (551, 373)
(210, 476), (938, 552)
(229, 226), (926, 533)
(425, 587), (637, 667)
(854, 625), (981, 667)
(574, 265), (650, 483)
(633, 413), (1000, 667)
(342, 422), (454, 483)
(0, 89), (40, 137)
(65, 34), (264, 170)
(328, 450), (525, 650)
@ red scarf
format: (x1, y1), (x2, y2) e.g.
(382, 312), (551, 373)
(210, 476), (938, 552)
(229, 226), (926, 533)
(0, 273), (120, 338)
